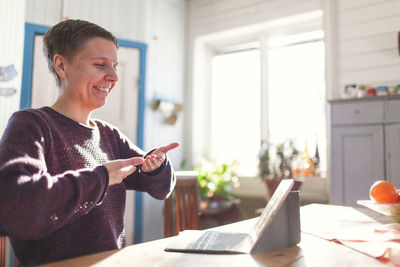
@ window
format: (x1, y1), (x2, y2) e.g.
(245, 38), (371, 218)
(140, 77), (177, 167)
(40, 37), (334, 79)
(210, 48), (261, 176)
(267, 33), (326, 176)
(206, 31), (326, 177)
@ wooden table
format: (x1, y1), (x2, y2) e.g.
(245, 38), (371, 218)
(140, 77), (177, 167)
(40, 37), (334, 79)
(41, 204), (396, 267)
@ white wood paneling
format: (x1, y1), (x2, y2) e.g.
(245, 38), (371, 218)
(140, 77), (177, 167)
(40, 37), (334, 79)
(25, 0), (62, 25)
(322, 0), (337, 100)
(145, 0), (185, 156)
(340, 65), (400, 86)
(338, 0), (400, 26)
(189, 0), (321, 36)
(338, 16), (400, 40)
(25, 0), (143, 40)
(333, 0), (400, 95)
(62, 0), (142, 40)
(0, 0), (25, 136)
(340, 48), (399, 72)
(338, 33), (396, 56)
(142, 0), (186, 242)
(337, 0), (388, 11)
(0, 2), (25, 265)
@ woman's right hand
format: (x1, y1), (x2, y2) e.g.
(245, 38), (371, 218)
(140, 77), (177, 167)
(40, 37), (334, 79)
(103, 157), (144, 185)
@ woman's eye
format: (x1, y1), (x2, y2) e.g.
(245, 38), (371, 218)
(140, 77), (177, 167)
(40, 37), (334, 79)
(95, 64), (105, 67)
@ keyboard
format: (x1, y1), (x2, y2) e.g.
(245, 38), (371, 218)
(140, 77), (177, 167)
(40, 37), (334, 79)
(190, 231), (248, 251)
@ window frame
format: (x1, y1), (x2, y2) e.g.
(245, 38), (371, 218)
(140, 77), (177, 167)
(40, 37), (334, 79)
(189, 14), (325, 176)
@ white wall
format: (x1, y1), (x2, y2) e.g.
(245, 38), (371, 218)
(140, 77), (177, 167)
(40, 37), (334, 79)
(0, 0), (25, 136)
(187, 0), (400, 100)
(0, 1), (25, 265)
(25, 0), (144, 40)
(141, 0), (186, 242)
(188, 0), (322, 37)
(331, 0), (400, 98)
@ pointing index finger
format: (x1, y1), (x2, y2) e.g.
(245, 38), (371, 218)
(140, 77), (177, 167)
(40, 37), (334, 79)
(158, 142), (180, 154)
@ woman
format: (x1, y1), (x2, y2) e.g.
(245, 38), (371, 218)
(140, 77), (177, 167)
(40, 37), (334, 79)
(0, 19), (178, 266)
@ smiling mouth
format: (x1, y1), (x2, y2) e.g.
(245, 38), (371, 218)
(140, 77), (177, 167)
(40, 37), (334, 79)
(93, 86), (110, 93)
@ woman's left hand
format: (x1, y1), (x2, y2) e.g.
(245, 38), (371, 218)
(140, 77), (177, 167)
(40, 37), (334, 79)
(141, 142), (179, 172)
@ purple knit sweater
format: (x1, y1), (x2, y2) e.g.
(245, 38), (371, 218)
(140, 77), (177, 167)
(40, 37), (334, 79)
(0, 107), (175, 266)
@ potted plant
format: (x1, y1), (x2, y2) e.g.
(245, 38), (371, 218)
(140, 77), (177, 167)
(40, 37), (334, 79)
(258, 140), (302, 197)
(194, 159), (239, 209)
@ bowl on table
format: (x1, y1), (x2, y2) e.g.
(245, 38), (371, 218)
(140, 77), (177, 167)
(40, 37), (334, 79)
(357, 200), (400, 222)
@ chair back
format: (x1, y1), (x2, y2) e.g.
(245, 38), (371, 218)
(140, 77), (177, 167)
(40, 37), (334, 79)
(0, 236), (19, 267)
(164, 171), (200, 237)
(0, 236), (5, 267)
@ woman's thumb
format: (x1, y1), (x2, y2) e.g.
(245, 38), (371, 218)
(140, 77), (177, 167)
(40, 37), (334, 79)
(119, 157), (144, 172)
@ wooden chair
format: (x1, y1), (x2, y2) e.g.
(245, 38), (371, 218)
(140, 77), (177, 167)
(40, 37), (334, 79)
(0, 236), (5, 267)
(0, 236), (19, 267)
(164, 171), (200, 237)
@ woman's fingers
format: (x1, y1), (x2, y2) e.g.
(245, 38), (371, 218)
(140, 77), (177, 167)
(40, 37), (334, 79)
(158, 142), (179, 154)
(119, 157), (144, 172)
(140, 142), (179, 172)
(142, 154), (164, 171)
(104, 157), (144, 185)
(120, 165), (136, 175)
(119, 157), (145, 176)
(129, 157), (145, 166)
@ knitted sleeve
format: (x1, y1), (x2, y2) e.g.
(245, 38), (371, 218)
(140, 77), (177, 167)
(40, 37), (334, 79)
(0, 111), (108, 240)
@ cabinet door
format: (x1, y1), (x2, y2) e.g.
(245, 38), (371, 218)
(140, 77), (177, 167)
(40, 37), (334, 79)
(386, 124), (400, 187)
(331, 126), (384, 206)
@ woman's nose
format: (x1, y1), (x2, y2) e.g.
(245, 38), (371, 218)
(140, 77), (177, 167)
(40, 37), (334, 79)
(106, 67), (118, 82)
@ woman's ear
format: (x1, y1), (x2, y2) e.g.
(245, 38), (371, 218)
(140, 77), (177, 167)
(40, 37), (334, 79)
(54, 54), (67, 80)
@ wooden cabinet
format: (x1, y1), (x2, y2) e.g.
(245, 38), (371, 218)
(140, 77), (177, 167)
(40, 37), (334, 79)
(386, 124), (400, 184)
(329, 97), (400, 205)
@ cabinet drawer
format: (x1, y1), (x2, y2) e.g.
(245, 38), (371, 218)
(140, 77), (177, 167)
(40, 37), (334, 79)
(387, 99), (400, 121)
(331, 100), (384, 124)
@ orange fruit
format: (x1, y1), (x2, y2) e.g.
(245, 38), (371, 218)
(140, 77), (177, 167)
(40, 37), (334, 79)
(369, 180), (399, 203)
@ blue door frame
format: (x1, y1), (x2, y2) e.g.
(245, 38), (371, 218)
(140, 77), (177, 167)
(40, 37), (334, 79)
(15, 23), (147, 266)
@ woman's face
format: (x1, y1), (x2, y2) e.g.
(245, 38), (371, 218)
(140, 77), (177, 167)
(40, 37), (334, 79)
(61, 37), (118, 111)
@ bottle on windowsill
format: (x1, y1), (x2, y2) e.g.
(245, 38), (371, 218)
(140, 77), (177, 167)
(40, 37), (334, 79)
(299, 143), (314, 177)
(312, 143), (320, 177)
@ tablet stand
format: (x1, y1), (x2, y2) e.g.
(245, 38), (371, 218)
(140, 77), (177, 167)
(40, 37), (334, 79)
(251, 191), (301, 254)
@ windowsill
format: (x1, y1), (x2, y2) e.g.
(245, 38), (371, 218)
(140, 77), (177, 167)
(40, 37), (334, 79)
(233, 176), (329, 203)
(233, 176), (269, 198)
(300, 176), (329, 204)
